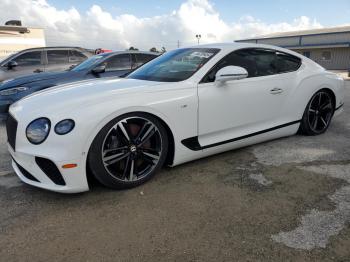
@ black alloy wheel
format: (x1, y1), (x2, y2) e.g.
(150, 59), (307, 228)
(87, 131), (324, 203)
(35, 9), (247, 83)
(88, 113), (168, 189)
(300, 90), (335, 135)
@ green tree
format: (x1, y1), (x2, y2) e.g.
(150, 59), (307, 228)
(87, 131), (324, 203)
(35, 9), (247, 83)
(160, 47), (166, 53)
(149, 47), (158, 53)
(129, 46), (139, 51)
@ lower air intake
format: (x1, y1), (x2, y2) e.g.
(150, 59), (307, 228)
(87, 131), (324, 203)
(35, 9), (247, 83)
(35, 157), (66, 186)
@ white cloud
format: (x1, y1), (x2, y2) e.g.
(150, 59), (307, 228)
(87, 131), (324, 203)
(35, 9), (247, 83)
(0, 0), (323, 50)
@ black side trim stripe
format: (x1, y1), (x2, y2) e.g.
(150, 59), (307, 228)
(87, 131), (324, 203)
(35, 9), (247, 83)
(181, 120), (301, 151)
(335, 103), (344, 111)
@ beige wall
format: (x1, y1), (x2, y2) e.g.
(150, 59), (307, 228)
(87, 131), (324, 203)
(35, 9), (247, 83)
(294, 47), (350, 70)
(0, 28), (45, 60)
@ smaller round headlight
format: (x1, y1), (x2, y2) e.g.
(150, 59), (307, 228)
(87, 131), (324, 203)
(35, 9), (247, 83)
(54, 119), (75, 135)
(26, 118), (51, 144)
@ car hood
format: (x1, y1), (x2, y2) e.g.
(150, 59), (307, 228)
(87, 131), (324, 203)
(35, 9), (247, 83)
(0, 71), (81, 90)
(10, 78), (165, 119)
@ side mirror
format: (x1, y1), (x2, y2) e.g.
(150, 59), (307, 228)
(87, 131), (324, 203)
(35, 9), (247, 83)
(215, 66), (248, 83)
(91, 65), (106, 74)
(6, 61), (18, 69)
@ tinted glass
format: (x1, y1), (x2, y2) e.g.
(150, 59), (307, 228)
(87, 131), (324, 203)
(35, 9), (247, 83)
(202, 48), (301, 83)
(47, 50), (69, 64)
(128, 48), (219, 82)
(202, 50), (259, 82)
(71, 55), (105, 72)
(104, 54), (131, 71)
(136, 54), (157, 64)
(13, 51), (41, 66)
(69, 50), (87, 63)
(275, 52), (301, 73)
(248, 49), (277, 77)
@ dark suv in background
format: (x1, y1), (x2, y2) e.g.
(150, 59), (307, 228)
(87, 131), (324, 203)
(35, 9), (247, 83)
(0, 47), (92, 82)
(0, 51), (159, 119)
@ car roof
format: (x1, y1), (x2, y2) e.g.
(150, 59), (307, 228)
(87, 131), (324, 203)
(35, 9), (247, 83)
(102, 50), (160, 57)
(16, 46), (89, 52)
(184, 42), (304, 59)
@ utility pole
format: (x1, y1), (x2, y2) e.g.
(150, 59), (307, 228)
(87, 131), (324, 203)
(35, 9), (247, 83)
(195, 34), (201, 45)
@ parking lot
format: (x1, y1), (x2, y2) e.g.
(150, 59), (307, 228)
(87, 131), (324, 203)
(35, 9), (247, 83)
(0, 82), (349, 261)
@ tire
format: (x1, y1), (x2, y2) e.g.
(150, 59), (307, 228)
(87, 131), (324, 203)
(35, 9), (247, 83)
(299, 90), (335, 136)
(88, 112), (168, 189)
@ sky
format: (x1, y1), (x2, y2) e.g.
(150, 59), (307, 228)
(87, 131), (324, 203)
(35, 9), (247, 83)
(1, 0), (349, 51)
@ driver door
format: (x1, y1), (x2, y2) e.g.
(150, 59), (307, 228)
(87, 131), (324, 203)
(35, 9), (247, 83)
(197, 48), (298, 147)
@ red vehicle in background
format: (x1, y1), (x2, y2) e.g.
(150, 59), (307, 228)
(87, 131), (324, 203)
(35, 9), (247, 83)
(95, 48), (113, 54)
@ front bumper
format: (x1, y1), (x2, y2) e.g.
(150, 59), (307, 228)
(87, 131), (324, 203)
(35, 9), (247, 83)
(8, 145), (89, 193)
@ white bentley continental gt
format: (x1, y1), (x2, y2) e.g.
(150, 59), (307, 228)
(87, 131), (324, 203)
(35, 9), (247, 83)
(6, 43), (345, 193)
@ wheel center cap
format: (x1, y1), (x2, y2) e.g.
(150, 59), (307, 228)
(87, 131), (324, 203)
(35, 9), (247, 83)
(130, 145), (137, 153)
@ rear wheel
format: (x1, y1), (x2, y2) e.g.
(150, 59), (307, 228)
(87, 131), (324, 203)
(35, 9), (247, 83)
(88, 113), (168, 189)
(299, 90), (335, 135)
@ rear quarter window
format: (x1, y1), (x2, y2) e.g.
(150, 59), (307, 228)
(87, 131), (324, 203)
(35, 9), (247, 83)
(274, 52), (301, 73)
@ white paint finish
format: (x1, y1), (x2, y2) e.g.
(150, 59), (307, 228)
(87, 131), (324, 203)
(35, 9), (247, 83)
(272, 164), (350, 250)
(8, 43), (345, 193)
(198, 71), (298, 146)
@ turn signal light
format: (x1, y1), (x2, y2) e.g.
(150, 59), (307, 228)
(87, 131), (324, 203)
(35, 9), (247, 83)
(62, 164), (77, 169)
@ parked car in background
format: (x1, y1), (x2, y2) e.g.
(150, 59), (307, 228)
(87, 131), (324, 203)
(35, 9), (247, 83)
(0, 51), (158, 118)
(0, 47), (93, 82)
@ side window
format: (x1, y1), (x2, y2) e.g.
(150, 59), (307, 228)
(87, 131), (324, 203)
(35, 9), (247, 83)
(249, 49), (277, 77)
(136, 54), (156, 64)
(202, 48), (301, 83)
(47, 50), (69, 65)
(13, 51), (41, 66)
(133, 54), (156, 69)
(69, 50), (87, 63)
(274, 52), (301, 73)
(202, 49), (259, 83)
(104, 54), (131, 71)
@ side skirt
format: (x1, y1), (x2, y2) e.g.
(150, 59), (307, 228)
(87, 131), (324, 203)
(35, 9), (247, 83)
(181, 120), (301, 151)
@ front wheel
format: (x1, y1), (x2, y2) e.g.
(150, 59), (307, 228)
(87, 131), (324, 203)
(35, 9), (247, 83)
(299, 90), (335, 136)
(88, 113), (168, 189)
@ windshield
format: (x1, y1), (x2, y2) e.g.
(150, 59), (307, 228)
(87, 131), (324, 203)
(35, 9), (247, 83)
(71, 55), (106, 72)
(127, 48), (220, 82)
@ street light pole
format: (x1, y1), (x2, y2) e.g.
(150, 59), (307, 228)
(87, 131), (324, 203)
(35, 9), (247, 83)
(196, 34), (201, 45)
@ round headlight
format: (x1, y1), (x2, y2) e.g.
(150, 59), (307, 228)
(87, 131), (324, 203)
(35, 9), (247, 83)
(26, 118), (51, 144)
(54, 119), (75, 135)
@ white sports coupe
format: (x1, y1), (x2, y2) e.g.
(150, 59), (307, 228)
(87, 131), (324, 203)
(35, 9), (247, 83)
(6, 43), (345, 193)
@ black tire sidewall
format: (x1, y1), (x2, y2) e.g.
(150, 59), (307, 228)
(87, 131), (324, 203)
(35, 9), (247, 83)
(88, 112), (168, 189)
(300, 90), (334, 136)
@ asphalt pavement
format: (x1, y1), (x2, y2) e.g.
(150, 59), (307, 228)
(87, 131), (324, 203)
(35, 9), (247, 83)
(0, 83), (349, 261)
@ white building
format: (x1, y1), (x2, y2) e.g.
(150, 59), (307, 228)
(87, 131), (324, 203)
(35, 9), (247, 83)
(0, 23), (45, 60)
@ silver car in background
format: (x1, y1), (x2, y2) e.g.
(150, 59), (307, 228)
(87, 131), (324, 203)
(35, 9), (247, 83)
(0, 46), (92, 82)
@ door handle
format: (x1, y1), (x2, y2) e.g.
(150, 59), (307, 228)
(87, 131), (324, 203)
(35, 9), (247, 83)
(270, 87), (283, 94)
(34, 69), (43, 73)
